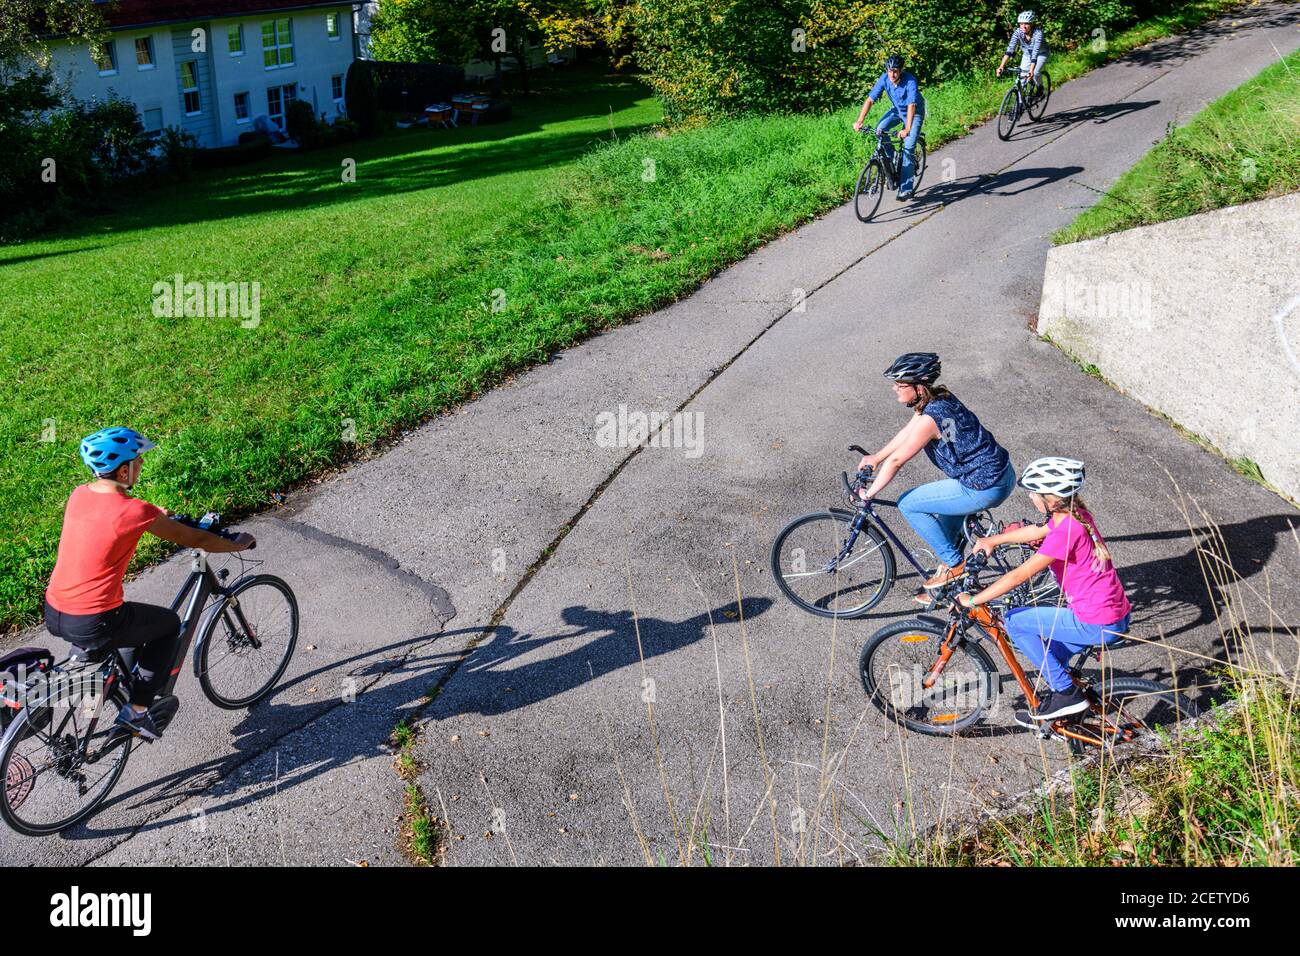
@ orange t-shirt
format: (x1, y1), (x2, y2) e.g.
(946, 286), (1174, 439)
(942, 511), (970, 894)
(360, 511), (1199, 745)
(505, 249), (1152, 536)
(45, 486), (164, 615)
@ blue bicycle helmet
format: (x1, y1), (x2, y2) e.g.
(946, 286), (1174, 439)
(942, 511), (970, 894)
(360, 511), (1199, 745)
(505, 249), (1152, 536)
(79, 427), (156, 476)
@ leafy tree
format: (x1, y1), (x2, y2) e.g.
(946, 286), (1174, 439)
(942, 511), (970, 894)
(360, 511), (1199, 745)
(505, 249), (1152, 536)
(0, 0), (105, 78)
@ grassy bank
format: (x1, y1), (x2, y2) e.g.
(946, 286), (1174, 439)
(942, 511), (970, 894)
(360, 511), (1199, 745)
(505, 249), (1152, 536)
(875, 506), (1298, 868)
(1056, 45), (1300, 243)
(896, 684), (1299, 866)
(0, 1), (1245, 631)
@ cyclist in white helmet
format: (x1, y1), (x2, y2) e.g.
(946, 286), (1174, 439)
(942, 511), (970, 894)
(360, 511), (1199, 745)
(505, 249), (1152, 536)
(998, 10), (1049, 90)
(955, 457), (1132, 723)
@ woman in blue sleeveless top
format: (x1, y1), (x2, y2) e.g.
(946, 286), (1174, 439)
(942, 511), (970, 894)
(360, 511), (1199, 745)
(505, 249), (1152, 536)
(855, 352), (1016, 595)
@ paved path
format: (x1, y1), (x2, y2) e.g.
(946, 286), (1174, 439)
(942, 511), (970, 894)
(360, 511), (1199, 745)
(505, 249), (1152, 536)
(3, 3), (1297, 865)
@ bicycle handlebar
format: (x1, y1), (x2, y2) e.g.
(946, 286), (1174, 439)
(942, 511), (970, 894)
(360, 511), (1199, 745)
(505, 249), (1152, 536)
(172, 512), (256, 549)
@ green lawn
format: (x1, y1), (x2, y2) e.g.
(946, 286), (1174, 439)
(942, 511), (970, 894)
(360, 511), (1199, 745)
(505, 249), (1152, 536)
(1056, 45), (1300, 243)
(0, 1), (1245, 631)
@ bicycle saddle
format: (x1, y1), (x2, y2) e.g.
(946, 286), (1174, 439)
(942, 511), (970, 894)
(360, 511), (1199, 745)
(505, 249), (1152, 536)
(67, 646), (115, 666)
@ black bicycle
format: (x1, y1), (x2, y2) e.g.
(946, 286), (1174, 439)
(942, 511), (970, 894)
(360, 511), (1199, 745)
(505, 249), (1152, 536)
(770, 446), (1059, 619)
(996, 66), (1052, 141)
(854, 127), (928, 222)
(0, 514), (298, 836)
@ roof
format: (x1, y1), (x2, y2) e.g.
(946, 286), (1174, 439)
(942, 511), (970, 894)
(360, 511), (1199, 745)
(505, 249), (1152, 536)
(97, 0), (352, 30)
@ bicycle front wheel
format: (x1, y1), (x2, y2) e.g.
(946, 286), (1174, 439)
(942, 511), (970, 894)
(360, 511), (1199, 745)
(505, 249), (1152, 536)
(853, 158), (886, 222)
(0, 685), (133, 836)
(770, 510), (896, 618)
(991, 543), (1061, 607)
(996, 88), (1020, 140)
(1065, 677), (1199, 756)
(196, 574), (299, 709)
(1027, 71), (1052, 121)
(859, 619), (999, 735)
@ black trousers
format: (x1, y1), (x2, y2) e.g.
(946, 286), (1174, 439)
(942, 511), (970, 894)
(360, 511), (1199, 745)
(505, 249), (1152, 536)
(44, 600), (181, 707)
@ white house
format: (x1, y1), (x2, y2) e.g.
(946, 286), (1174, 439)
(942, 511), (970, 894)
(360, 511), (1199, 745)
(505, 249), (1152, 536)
(45, 0), (360, 147)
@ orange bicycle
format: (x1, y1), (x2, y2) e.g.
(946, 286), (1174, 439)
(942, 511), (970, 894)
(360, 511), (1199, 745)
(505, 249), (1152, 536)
(858, 554), (1197, 754)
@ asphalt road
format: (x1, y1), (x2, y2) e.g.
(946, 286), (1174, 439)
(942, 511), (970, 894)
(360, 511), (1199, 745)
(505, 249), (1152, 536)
(3, 2), (1297, 866)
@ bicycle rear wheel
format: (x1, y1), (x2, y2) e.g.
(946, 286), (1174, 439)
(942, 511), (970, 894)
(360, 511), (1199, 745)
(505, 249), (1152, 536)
(860, 619), (999, 735)
(854, 158), (886, 222)
(196, 574), (299, 709)
(996, 88), (1020, 140)
(0, 684), (132, 836)
(1064, 677), (1198, 756)
(770, 510), (896, 618)
(1027, 71), (1052, 121)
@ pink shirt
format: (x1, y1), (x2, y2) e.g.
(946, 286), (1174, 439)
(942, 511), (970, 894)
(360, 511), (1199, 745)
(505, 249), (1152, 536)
(1037, 512), (1131, 625)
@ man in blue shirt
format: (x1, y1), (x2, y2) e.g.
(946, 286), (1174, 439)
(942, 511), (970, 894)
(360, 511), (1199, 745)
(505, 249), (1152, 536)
(854, 54), (926, 201)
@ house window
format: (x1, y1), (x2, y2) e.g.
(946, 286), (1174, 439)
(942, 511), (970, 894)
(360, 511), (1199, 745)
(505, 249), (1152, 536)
(326, 13), (341, 40)
(135, 37), (154, 69)
(228, 25), (244, 55)
(93, 41), (117, 75)
(267, 84), (297, 128)
(142, 108), (163, 132)
(262, 19), (295, 69)
(180, 61), (201, 115)
(331, 74), (343, 102)
(234, 91), (250, 122)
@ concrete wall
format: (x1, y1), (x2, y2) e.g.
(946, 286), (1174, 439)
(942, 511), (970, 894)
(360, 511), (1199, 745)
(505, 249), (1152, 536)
(1037, 192), (1300, 503)
(47, 7), (355, 147)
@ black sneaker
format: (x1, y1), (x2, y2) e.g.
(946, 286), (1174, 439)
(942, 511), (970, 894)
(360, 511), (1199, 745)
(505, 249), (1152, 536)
(115, 704), (163, 742)
(1028, 686), (1089, 722)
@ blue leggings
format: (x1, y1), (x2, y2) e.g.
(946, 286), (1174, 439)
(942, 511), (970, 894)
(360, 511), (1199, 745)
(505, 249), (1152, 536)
(896, 463), (1015, 568)
(1006, 606), (1132, 692)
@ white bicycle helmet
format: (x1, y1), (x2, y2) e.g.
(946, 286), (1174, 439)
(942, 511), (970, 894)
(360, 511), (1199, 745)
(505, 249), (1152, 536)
(1019, 457), (1085, 497)
(1018, 10), (1036, 23)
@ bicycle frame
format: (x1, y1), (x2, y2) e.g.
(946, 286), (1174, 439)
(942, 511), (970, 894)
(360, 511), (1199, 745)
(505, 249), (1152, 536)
(69, 550), (245, 700)
(923, 604), (1141, 748)
(869, 130), (907, 188)
(846, 500), (931, 577)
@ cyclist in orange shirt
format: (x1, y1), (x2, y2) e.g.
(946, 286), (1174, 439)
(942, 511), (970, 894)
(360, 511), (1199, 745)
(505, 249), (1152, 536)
(44, 427), (254, 740)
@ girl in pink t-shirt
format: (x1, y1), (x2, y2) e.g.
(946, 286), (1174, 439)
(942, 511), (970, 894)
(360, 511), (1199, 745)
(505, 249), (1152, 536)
(956, 457), (1132, 723)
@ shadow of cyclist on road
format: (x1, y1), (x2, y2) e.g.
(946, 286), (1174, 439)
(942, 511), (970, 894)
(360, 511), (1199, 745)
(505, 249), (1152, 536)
(874, 165), (1084, 223)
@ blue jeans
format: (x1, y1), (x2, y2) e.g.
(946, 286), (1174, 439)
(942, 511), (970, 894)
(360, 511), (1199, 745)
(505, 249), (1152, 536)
(875, 107), (924, 195)
(1006, 607), (1132, 692)
(896, 462), (1015, 568)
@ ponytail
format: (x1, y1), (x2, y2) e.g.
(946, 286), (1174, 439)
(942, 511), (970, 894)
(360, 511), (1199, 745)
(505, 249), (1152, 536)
(1045, 494), (1112, 565)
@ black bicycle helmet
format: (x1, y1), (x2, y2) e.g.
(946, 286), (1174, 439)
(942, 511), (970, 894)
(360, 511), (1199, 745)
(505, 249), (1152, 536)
(884, 352), (941, 385)
(885, 54), (905, 71)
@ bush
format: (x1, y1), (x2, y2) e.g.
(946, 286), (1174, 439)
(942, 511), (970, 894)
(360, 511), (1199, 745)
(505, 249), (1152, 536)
(345, 59), (379, 135)
(159, 126), (198, 180)
(193, 134), (272, 168)
(0, 72), (166, 239)
(634, 0), (1168, 122)
(285, 98), (320, 143)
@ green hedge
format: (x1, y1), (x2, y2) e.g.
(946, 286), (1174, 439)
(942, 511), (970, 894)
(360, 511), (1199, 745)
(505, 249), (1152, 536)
(635, 0), (1168, 122)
